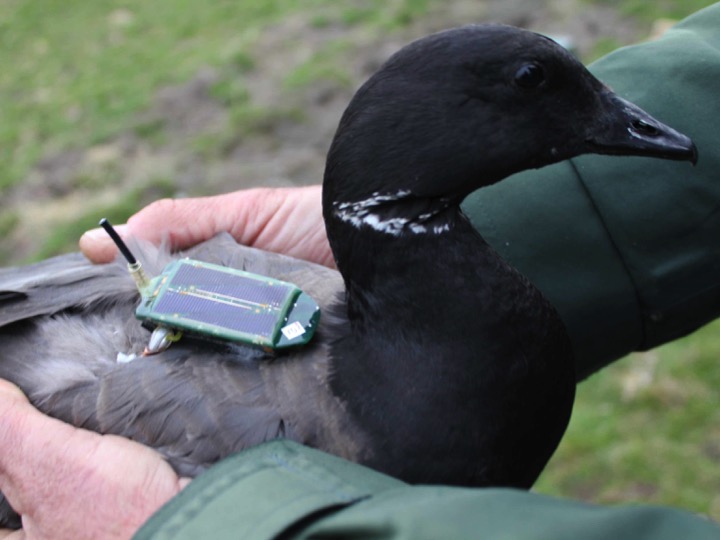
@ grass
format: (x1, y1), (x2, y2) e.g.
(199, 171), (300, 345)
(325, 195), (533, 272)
(0, 0), (432, 191)
(283, 40), (355, 90)
(2, 1), (248, 189)
(586, 0), (718, 22)
(1, 0), (434, 260)
(537, 320), (720, 519)
(2, 0), (720, 526)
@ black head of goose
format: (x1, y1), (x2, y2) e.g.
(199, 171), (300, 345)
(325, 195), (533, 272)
(0, 23), (696, 525)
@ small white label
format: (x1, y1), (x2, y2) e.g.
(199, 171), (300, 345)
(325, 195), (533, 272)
(281, 321), (306, 340)
(116, 352), (138, 364)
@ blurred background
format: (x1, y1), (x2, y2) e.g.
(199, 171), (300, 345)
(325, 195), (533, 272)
(1, 0), (718, 520)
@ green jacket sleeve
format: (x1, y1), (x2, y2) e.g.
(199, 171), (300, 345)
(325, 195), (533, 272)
(463, 3), (720, 379)
(135, 440), (720, 540)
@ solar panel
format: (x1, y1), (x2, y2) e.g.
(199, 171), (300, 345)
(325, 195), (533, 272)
(168, 263), (292, 307)
(153, 289), (279, 338)
(135, 259), (320, 349)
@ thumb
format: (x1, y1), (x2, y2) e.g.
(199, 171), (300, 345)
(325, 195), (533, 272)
(79, 186), (331, 266)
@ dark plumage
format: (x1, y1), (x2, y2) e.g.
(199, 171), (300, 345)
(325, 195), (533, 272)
(0, 24), (696, 526)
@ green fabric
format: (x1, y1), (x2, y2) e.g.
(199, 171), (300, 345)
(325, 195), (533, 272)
(135, 440), (403, 540)
(303, 487), (718, 540)
(137, 5), (720, 540)
(464, 3), (720, 378)
(137, 440), (720, 540)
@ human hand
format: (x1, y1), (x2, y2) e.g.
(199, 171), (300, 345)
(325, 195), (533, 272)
(79, 185), (334, 268)
(0, 380), (188, 540)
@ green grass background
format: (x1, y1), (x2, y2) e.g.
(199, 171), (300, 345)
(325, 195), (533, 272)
(1, 0), (719, 522)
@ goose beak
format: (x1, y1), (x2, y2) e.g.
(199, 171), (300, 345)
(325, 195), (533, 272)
(586, 91), (698, 165)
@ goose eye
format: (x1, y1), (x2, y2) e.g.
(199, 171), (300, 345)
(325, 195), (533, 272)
(514, 63), (545, 89)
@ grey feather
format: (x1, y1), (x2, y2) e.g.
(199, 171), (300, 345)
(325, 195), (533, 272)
(0, 233), (357, 482)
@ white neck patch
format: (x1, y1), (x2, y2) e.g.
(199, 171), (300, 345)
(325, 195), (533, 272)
(332, 191), (453, 236)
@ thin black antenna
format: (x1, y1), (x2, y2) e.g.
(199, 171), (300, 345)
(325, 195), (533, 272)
(99, 218), (150, 291)
(99, 218), (137, 265)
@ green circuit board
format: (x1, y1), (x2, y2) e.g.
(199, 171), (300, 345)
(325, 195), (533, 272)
(135, 259), (320, 350)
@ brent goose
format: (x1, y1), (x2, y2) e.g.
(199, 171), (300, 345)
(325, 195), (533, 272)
(0, 23), (696, 525)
